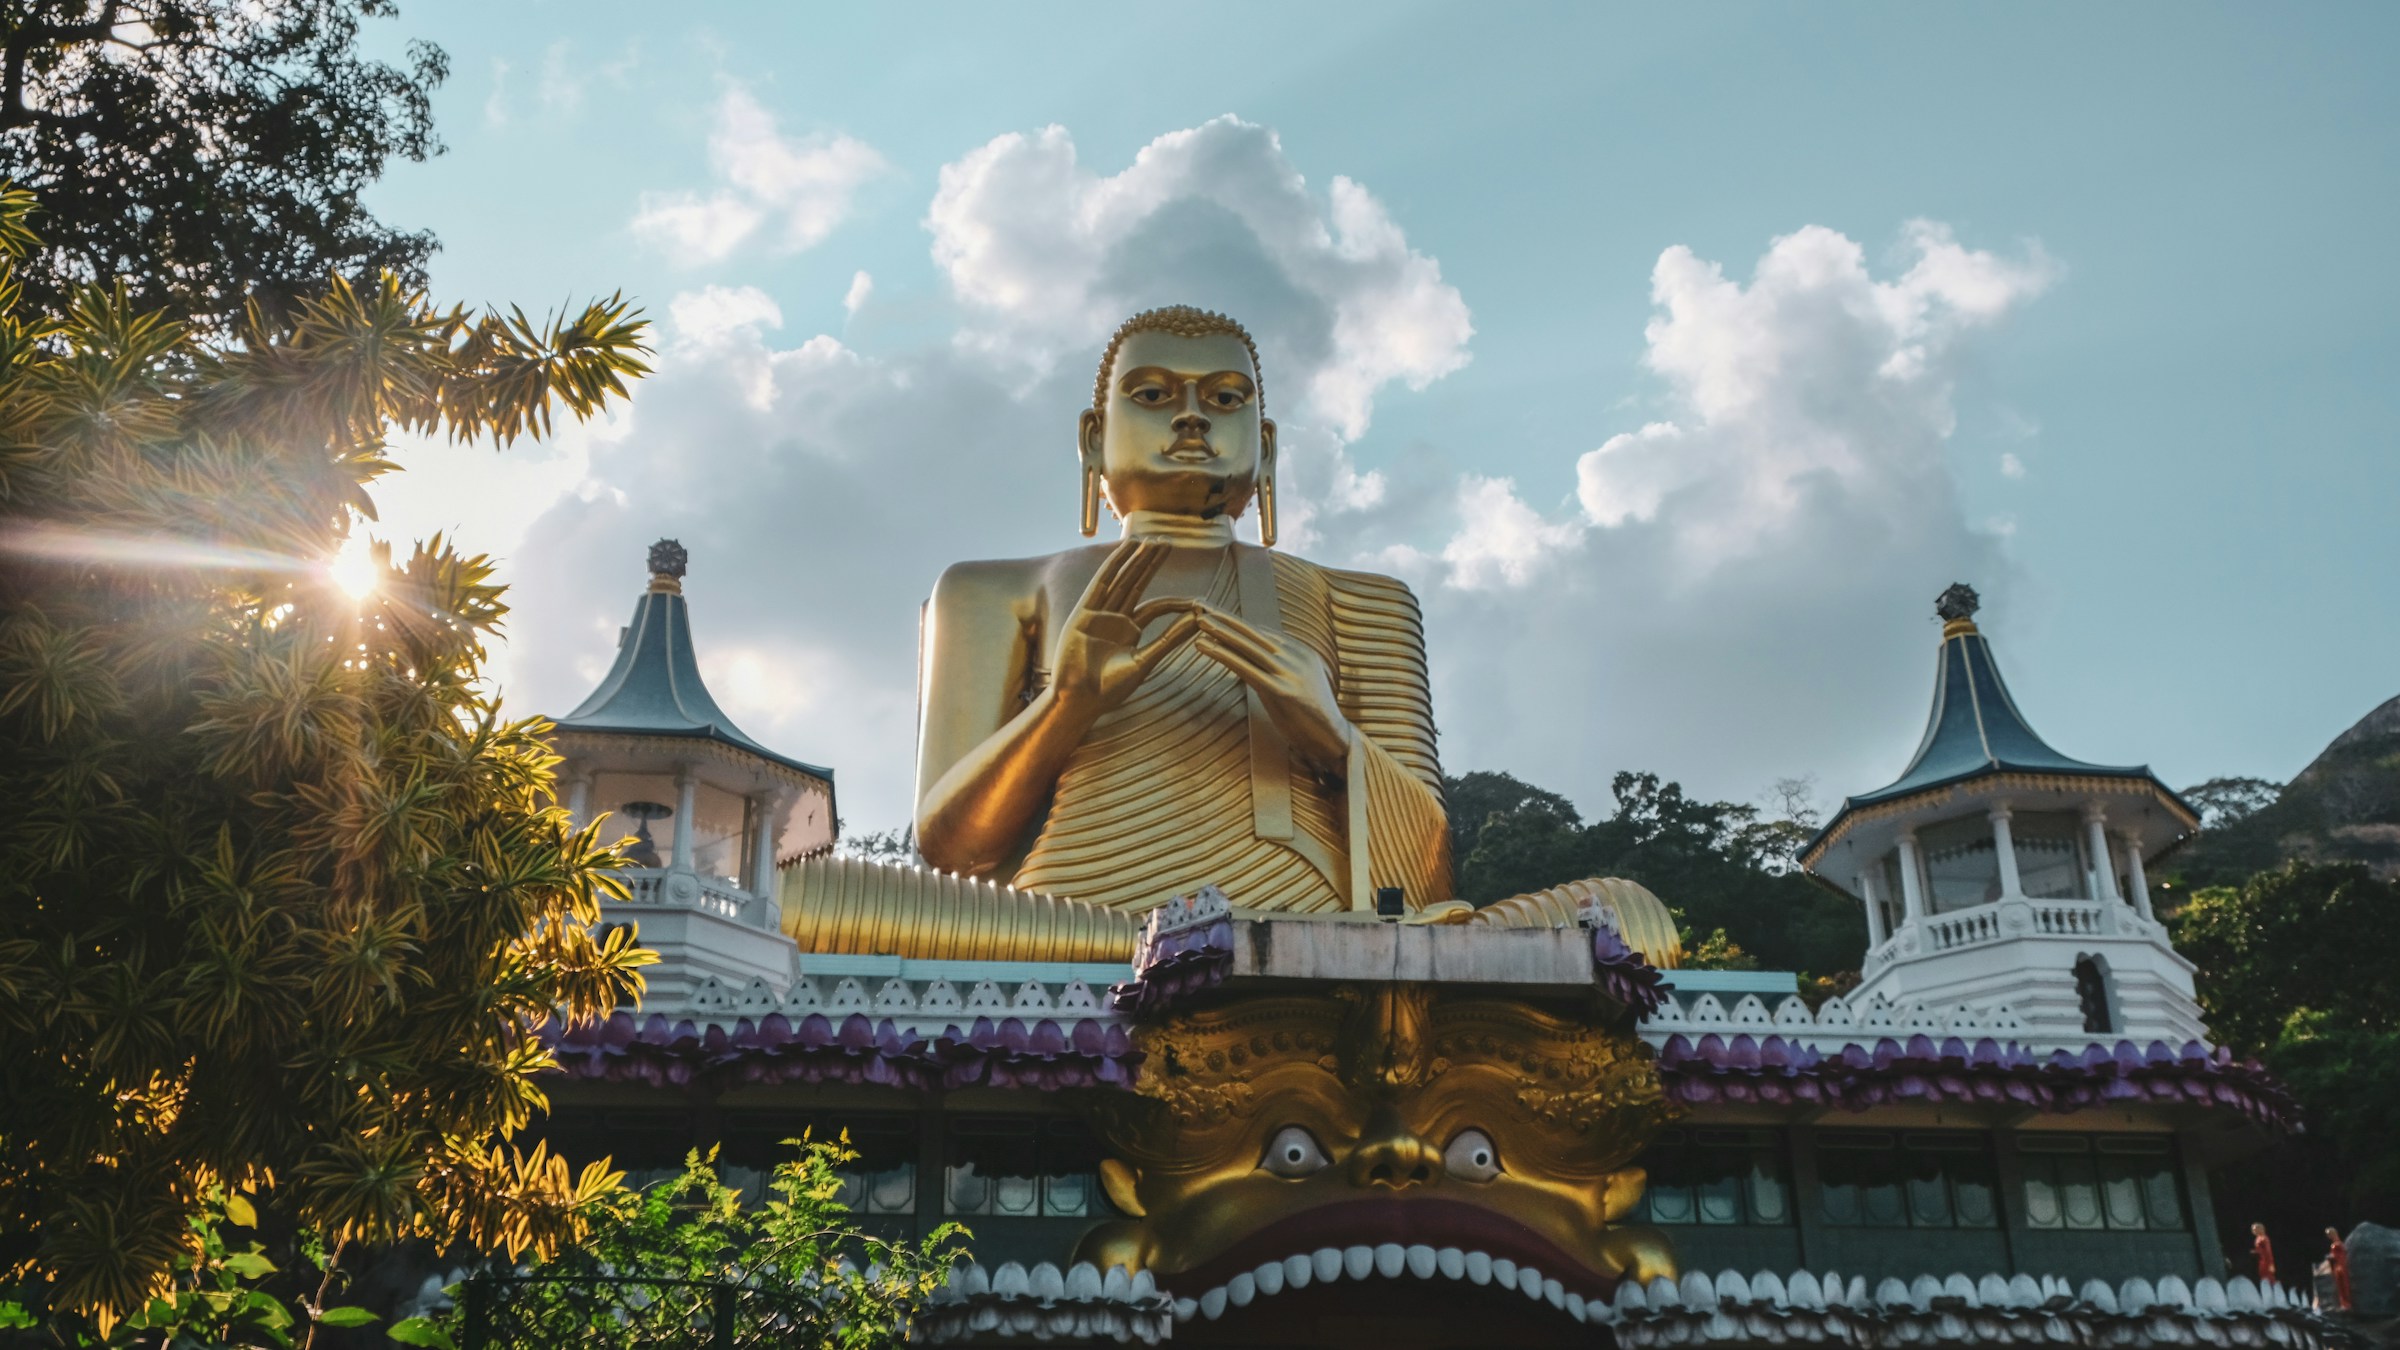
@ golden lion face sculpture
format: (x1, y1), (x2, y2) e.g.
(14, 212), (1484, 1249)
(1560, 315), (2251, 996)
(1075, 984), (1679, 1304)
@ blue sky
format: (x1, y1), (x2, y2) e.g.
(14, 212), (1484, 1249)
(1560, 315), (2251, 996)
(357, 3), (2399, 833)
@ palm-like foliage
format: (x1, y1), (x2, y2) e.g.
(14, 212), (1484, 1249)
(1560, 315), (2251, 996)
(0, 184), (658, 1329)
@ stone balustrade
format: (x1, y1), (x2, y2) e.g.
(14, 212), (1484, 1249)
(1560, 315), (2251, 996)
(612, 867), (750, 922)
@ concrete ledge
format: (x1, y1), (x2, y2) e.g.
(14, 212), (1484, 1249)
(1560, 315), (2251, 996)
(1227, 917), (1595, 987)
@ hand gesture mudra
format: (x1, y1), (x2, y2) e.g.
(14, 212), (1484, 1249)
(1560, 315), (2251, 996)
(1050, 540), (1201, 716)
(1190, 603), (1353, 774)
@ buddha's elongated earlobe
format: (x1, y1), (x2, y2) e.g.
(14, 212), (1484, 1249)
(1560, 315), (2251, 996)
(1257, 418), (1279, 547)
(1077, 407), (1104, 537)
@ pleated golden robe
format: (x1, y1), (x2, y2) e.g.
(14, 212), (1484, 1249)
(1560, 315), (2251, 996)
(1008, 547), (1451, 914)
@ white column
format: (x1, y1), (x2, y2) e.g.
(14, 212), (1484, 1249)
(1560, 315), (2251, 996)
(1859, 870), (1889, 948)
(2082, 805), (2119, 904)
(564, 767), (592, 827)
(2121, 829), (2155, 922)
(1988, 803), (2023, 900)
(748, 791), (781, 898)
(672, 768), (698, 872)
(1895, 833), (1928, 926)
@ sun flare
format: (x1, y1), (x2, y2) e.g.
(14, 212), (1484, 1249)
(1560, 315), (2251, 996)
(329, 537), (379, 599)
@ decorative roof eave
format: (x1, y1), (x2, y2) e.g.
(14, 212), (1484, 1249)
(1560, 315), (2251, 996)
(917, 1261), (1172, 1345)
(1654, 1031), (2301, 1133)
(1602, 1269), (2342, 1350)
(1155, 1259), (2337, 1344)
(547, 722), (836, 791)
(1801, 768), (2199, 871)
(542, 1009), (1139, 1093)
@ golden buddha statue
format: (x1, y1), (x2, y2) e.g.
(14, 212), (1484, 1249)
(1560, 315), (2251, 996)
(911, 306), (1449, 916)
(779, 306), (1683, 967)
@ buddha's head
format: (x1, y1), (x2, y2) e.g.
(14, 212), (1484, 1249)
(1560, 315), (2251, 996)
(1079, 306), (1279, 542)
(1074, 985), (1678, 1322)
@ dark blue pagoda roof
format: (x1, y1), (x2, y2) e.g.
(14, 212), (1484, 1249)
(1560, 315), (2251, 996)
(1851, 623), (2150, 808)
(1801, 599), (2194, 868)
(553, 581), (833, 782)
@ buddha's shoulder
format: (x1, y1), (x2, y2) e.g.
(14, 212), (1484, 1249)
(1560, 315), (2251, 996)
(931, 545), (1114, 610)
(1261, 548), (1423, 614)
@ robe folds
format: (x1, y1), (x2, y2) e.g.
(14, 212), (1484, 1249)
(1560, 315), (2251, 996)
(1009, 546), (1451, 914)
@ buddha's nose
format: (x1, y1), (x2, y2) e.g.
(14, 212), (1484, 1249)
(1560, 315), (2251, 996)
(1347, 1110), (1439, 1191)
(1172, 408), (1211, 436)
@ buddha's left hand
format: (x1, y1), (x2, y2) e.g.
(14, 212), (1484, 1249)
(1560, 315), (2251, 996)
(1187, 604), (1352, 775)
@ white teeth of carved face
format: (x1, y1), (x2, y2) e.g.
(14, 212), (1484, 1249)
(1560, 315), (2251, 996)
(1179, 1246), (1594, 1325)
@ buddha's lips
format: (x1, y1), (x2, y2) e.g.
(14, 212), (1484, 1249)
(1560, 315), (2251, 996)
(1155, 1197), (1611, 1300)
(1164, 439), (1216, 461)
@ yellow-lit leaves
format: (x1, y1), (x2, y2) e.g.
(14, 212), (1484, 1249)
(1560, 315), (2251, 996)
(0, 206), (653, 1325)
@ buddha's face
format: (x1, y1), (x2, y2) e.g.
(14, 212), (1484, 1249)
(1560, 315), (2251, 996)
(1080, 328), (1276, 522)
(1075, 988), (1679, 1321)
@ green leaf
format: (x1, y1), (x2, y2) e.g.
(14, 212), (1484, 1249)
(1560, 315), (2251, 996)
(223, 1191), (259, 1228)
(223, 1251), (278, 1279)
(316, 1305), (380, 1327)
(388, 1316), (458, 1349)
(246, 1289), (295, 1327)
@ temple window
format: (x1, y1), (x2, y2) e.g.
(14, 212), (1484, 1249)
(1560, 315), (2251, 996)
(1816, 1131), (2001, 1228)
(2011, 811), (2091, 900)
(2017, 1135), (2186, 1232)
(944, 1117), (1109, 1219)
(1918, 815), (2004, 913)
(1633, 1128), (1791, 1226)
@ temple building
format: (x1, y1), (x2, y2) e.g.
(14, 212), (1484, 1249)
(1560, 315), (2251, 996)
(531, 545), (2307, 1348)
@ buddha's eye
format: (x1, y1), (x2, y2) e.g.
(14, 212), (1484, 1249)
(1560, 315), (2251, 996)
(1444, 1129), (1500, 1182)
(1261, 1125), (1329, 1178)
(1209, 388), (1246, 408)
(1129, 383), (1171, 405)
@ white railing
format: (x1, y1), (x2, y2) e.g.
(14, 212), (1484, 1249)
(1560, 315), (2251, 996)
(2033, 901), (2105, 936)
(1926, 907), (2002, 952)
(615, 868), (749, 922)
(1912, 897), (2114, 954)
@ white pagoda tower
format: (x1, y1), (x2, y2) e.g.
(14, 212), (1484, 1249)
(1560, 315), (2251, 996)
(1801, 585), (2207, 1043)
(547, 539), (833, 1002)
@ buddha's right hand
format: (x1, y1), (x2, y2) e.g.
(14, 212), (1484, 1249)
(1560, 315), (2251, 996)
(1050, 539), (1200, 717)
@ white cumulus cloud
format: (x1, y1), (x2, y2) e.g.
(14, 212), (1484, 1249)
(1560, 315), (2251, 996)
(924, 117), (1472, 443)
(1391, 220), (2056, 813)
(632, 88), (888, 265)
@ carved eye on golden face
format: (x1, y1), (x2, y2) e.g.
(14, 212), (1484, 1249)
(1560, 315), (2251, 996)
(1200, 374), (1253, 410)
(1444, 1129), (1500, 1182)
(1119, 367), (1177, 407)
(1261, 1125), (1331, 1178)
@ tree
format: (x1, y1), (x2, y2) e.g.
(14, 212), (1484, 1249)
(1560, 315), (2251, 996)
(1446, 768), (1865, 979)
(2173, 861), (2400, 1209)
(0, 1189), (386, 1348)
(2180, 776), (2283, 832)
(413, 1141), (966, 1350)
(0, 186), (655, 1331)
(0, 0), (447, 332)
(835, 825), (920, 867)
